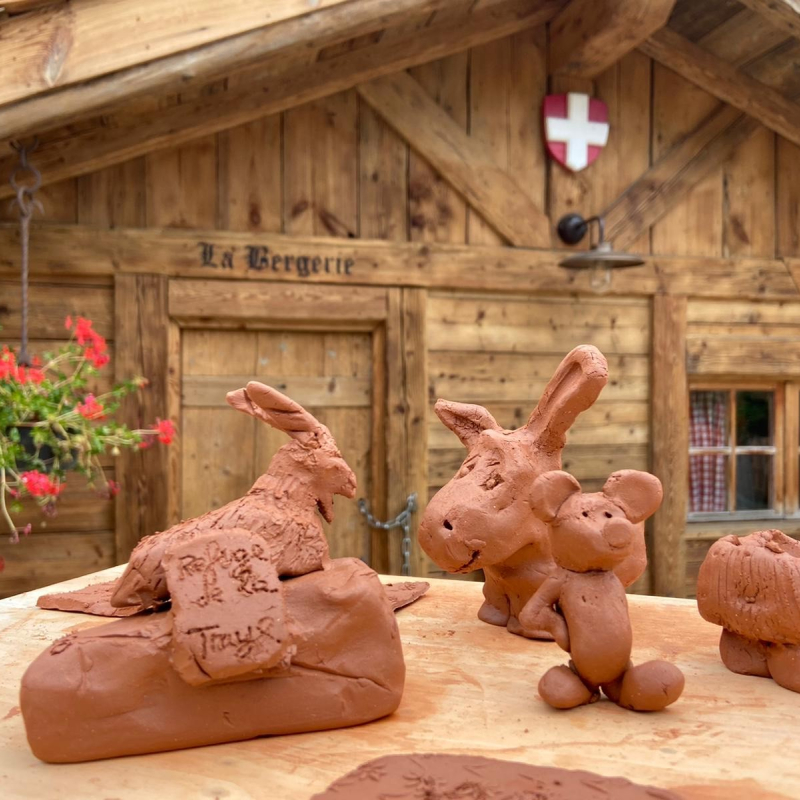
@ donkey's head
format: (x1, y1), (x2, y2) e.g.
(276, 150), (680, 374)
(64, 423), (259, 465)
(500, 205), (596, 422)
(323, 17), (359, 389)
(226, 382), (357, 522)
(418, 346), (608, 573)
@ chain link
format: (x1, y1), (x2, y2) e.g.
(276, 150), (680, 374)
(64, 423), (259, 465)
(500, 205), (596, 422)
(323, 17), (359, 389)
(358, 493), (417, 576)
(9, 139), (43, 367)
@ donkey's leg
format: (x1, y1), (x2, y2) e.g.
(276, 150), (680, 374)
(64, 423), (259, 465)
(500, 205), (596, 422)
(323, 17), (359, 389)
(477, 572), (510, 627)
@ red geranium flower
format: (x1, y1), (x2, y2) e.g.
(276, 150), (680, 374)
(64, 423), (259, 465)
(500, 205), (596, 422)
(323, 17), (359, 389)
(20, 471), (64, 498)
(155, 418), (175, 445)
(76, 393), (105, 420)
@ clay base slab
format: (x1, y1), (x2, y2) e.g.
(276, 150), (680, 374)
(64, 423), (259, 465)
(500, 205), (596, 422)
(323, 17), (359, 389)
(36, 577), (430, 617)
(36, 580), (146, 616)
(21, 558), (404, 763)
(312, 753), (682, 799)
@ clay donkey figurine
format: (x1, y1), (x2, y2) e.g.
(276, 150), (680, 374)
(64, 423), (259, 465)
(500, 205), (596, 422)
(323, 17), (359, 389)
(111, 381), (357, 610)
(418, 345), (647, 637)
(520, 469), (685, 711)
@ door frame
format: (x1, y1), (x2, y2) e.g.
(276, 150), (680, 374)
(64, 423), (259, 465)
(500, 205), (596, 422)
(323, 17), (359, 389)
(160, 277), (428, 574)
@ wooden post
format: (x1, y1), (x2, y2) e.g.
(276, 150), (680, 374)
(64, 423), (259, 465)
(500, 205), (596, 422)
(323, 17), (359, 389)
(651, 294), (689, 597)
(385, 287), (431, 577)
(114, 274), (170, 561)
(403, 288), (432, 578)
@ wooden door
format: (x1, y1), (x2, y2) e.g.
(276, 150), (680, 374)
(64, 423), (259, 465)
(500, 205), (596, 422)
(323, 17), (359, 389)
(180, 328), (376, 561)
(168, 279), (392, 568)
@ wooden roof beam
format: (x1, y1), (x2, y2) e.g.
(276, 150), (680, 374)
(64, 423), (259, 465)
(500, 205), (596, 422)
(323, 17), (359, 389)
(357, 72), (550, 247)
(0, 0), (65, 13)
(0, 0), (464, 140)
(640, 28), (800, 148)
(549, 0), (676, 78)
(0, 0), (564, 198)
(0, 0), (362, 108)
(738, 0), (800, 43)
(600, 25), (800, 250)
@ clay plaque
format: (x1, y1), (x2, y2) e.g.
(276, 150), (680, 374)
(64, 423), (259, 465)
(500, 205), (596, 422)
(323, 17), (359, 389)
(164, 529), (291, 685)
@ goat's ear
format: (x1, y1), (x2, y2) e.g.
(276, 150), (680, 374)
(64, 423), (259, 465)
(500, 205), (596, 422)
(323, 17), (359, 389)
(603, 470), (663, 524)
(530, 470), (582, 523)
(226, 382), (324, 447)
(525, 346), (608, 451)
(435, 399), (502, 450)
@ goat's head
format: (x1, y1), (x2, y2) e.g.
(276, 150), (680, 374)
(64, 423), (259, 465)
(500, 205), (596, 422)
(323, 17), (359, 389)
(226, 381), (357, 523)
(418, 346), (609, 573)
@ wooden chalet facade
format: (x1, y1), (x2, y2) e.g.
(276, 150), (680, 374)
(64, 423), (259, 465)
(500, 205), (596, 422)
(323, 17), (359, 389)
(2, 0), (800, 599)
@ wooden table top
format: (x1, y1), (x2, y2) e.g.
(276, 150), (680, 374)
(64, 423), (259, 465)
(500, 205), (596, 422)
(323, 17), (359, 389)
(1, 566), (799, 800)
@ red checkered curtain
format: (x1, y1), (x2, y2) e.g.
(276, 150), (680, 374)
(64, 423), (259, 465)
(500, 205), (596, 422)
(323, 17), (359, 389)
(689, 392), (728, 513)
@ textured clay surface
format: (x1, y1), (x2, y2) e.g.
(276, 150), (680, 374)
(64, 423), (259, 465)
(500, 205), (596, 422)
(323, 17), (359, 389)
(163, 529), (292, 686)
(111, 381), (358, 610)
(311, 753), (683, 799)
(37, 581), (145, 616)
(384, 581), (430, 610)
(518, 469), (684, 712)
(418, 346), (648, 639)
(697, 529), (800, 693)
(21, 384), (408, 762)
(21, 558), (404, 763)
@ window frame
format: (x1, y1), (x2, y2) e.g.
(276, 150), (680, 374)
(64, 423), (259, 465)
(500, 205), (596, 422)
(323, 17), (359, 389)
(687, 380), (799, 522)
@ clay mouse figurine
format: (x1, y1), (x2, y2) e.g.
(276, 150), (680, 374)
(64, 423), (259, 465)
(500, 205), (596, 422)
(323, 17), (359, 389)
(519, 469), (685, 711)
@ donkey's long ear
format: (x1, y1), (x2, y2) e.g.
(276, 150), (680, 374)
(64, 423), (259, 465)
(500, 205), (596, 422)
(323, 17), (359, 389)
(525, 346), (608, 453)
(226, 381), (325, 447)
(435, 399), (503, 450)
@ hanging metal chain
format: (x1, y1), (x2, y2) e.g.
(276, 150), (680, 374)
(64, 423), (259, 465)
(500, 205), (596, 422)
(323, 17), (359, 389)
(9, 139), (43, 367)
(358, 493), (417, 576)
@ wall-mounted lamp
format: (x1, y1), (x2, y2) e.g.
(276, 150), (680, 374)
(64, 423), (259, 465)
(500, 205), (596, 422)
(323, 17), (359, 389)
(556, 213), (645, 292)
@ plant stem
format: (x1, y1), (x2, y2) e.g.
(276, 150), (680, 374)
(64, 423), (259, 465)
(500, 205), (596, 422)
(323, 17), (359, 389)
(0, 468), (18, 539)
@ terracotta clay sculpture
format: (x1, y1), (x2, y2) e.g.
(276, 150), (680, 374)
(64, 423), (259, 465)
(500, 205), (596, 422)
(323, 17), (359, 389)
(111, 381), (358, 610)
(519, 469), (684, 711)
(419, 345), (647, 637)
(697, 529), (800, 693)
(312, 753), (682, 799)
(37, 579), (147, 616)
(21, 383), (420, 763)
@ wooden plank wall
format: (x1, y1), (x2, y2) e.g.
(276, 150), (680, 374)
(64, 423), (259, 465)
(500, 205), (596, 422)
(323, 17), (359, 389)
(683, 299), (800, 597)
(426, 292), (652, 589)
(2, 23), (799, 595)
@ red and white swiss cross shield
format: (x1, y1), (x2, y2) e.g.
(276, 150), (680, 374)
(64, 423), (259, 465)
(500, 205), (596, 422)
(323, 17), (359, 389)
(543, 93), (609, 172)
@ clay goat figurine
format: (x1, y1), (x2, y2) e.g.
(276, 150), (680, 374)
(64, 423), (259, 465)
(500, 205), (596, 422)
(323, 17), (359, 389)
(111, 381), (357, 610)
(520, 469), (684, 711)
(418, 345), (647, 637)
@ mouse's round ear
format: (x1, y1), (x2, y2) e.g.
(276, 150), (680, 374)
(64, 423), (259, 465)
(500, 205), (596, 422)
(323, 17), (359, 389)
(530, 470), (582, 523)
(603, 470), (663, 524)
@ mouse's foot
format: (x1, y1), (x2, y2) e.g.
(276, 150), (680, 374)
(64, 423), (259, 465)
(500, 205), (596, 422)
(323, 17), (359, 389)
(603, 660), (684, 712)
(538, 664), (598, 710)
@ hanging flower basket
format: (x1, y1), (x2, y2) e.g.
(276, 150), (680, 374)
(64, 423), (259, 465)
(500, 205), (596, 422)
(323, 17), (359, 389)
(0, 316), (174, 558)
(13, 425), (79, 472)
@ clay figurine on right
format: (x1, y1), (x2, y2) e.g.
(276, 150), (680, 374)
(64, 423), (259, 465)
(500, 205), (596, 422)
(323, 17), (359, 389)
(519, 469), (685, 711)
(697, 529), (800, 693)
